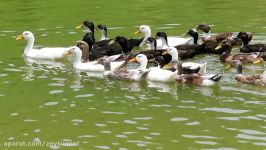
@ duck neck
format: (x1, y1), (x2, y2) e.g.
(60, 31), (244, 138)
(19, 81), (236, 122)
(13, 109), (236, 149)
(24, 37), (35, 56)
(220, 49), (231, 63)
(100, 29), (107, 41)
(73, 50), (83, 66)
(171, 52), (179, 61)
(142, 29), (151, 43)
(137, 60), (147, 70)
(241, 37), (249, 47)
(118, 40), (128, 53)
(150, 40), (157, 50)
(159, 37), (168, 48)
(202, 31), (211, 40)
(192, 32), (199, 44)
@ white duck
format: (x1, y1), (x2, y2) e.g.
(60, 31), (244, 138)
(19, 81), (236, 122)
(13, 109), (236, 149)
(163, 47), (207, 74)
(16, 31), (69, 60)
(100, 54), (150, 81)
(134, 25), (192, 49)
(64, 46), (125, 72)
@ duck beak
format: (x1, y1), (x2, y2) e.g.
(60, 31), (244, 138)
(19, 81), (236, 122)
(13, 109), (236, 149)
(75, 25), (82, 29)
(162, 64), (171, 69)
(64, 50), (71, 56)
(225, 64), (232, 70)
(162, 50), (169, 55)
(134, 30), (141, 35)
(16, 35), (24, 40)
(129, 57), (137, 62)
(215, 43), (222, 50)
(180, 33), (187, 37)
(253, 58), (264, 64)
(108, 39), (115, 45)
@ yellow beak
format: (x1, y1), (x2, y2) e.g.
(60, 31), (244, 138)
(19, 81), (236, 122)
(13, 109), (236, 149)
(16, 35), (24, 40)
(162, 50), (168, 55)
(253, 58), (264, 64)
(215, 43), (222, 50)
(129, 57), (137, 62)
(162, 64), (171, 69)
(225, 64), (232, 70)
(108, 39), (115, 45)
(75, 25), (82, 29)
(180, 33), (187, 37)
(134, 30), (141, 35)
(63, 50), (71, 56)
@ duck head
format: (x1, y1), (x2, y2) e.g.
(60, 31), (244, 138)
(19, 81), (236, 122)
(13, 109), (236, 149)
(129, 54), (148, 70)
(196, 23), (211, 34)
(76, 41), (90, 63)
(186, 29), (199, 44)
(134, 25), (151, 35)
(16, 31), (35, 42)
(156, 32), (168, 47)
(64, 46), (83, 64)
(76, 20), (95, 33)
(215, 39), (233, 52)
(163, 47), (179, 61)
(96, 24), (108, 40)
(237, 32), (249, 47)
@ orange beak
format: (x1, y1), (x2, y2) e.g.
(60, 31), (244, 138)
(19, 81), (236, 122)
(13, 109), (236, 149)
(129, 57), (137, 62)
(63, 50), (71, 56)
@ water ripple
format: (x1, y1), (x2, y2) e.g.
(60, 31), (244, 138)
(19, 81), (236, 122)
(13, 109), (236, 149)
(182, 134), (219, 139)
(200, 108), (250, 114)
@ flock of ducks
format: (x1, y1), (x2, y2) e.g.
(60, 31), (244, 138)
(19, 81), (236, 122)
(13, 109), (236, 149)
(15, 21), (266, 86)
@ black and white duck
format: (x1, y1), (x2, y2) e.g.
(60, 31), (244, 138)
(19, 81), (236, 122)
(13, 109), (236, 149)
(162, 47), (207, 74)
(64, 42), (125, 72)
(79, 35), (131, 61)
(134, 25), (193, 49)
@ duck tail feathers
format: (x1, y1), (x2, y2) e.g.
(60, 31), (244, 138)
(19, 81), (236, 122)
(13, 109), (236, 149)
(209, 73), (223, 82)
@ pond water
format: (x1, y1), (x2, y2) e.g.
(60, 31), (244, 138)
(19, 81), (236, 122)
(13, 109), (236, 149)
(1, 0), (266, 149)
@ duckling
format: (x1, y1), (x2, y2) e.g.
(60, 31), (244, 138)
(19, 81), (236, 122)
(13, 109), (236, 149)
(100, 54), (149, 81)
(237, 32), (266, 53)
(215, 38), (264, 65)
(162, 47), (207, 74)
(65, 44), (125, 72)
(16, 31), (69, 60)
(235, 61), (266, 86)
(134, 25), (192, 49)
